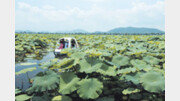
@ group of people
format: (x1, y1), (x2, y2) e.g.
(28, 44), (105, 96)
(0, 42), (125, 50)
(58, 39), (76, 49)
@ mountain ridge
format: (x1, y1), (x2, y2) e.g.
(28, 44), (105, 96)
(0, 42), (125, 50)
(15, 27), (165, 34)
(107, 27), (164, 34)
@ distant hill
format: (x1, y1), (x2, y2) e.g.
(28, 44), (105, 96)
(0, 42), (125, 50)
(108, 27), (164, 34)
(15, 27), (165, 35)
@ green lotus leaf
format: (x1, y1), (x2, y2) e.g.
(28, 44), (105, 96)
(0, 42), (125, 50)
(96, 96), (114, 101)
(126, 47), (147, 56)
(39, 58), (59, 69)
(15, 94), (32, 101)
(52, 95), (72, 101)
(140, 71), (165, 93)
(163, 63), (165, 69)
(51, 58), (74, 69)
(79, 57), (103, 73)
(158, 42), (165, 49)
(27, 70), (59, 93)
(153, 68), (165, 76)
(130, 59), (148, 70)
(77, 78), (103, 99)
(143, 56), (160, 65)
(136, 65), (153, 71)
(70, 52), (86, 59)
(60, 48), (73, 55)
(122, 73), (142, 85)
(115, 45), (126, 52)
(98, 50), (113, 58)
(96, 63), (117, 76)
(15, 67), (36, 75)
(59, 72), (80, 94)
(20, 62), (37, 66)
(85, 49), (103, 57)
(117, 67), (136, 74)
(111, 55), (130, 67)
(142, 65), (153, 72)
(15, 45), (24, 51)
(15, 89), (21, 95)
(122, 88), (140, 95)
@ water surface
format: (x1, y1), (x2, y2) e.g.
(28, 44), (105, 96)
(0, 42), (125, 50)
(15, 52), (55, 91)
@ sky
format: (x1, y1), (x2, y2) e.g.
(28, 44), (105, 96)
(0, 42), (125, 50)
(15, 0), (165, 32)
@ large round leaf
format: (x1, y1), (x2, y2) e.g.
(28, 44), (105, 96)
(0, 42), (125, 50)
(79, 57), (103, 73)
(140, 71), (165, 93)
(27, 70), (59, 93)
(15, 94), (32, 101)
(143, 56), (160, 65)
(15, 89), (21, 95)
(130, 59), (148, 70)
(70, 52), (86, 59)
(51, 58), (74, 69)
(96, 64), (117, 76)
(111, 55), (130, 67)
(59, 72), (80, 94)
(122, 73), (141, 85)
(77, 78), (103, 99)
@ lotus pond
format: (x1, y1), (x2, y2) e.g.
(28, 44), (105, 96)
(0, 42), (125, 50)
(15, 34), (165, 101)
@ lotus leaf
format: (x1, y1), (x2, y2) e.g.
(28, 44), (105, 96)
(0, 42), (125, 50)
(140, 71), (165, 93)
(15, 67), (36, 75)
(143, 56), (160, 65)
(52, 95), (72, 101)
(126, 47), (147, 56)
(122, 73), (142, 85)
(51, 58), (74, 69)
(39, 59), (59, 69)
(15, 89), (21, 95)
(79, 57), (103, 73)
(117, 67), (136, 74)
(122, 88), (140, 95)
(85, 49), (103, 57)
(60, 48), (73, 56)
(163, 63), (165, 69)
(70, 52), (86, 59)
(96, 64), (117, 76)
(15, 94), (32, 101)
(115, 45), (126, 52)
(27, 70), (59, 93)
(143, 65), (153, 72)
(77, 78), (103, 99)
(20, 62), (37, 66)
(159, 42), (165, 50)
(15, 45), (24, 51)
(130, 59), (148, 70)
(59, 72), (80, 94)
(111, 55), (130, 67)
(98, 50), (112, 58)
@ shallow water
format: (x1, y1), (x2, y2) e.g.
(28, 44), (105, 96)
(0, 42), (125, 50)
(15, 52), (55, 91)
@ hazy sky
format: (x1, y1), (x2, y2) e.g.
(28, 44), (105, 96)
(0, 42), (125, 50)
(15, 0), (165, 32)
